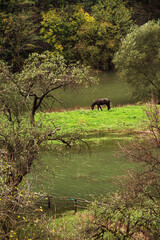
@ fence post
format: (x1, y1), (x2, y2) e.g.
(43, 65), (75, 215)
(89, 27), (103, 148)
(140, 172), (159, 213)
(71, 198), (78, 213)
(74, 198), (78, 213)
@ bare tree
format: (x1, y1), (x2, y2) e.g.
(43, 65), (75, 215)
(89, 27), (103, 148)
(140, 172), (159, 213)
(88, 103), (160, 240)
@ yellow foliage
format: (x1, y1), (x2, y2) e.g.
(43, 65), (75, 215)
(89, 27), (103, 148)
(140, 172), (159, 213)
(54, 43), (63, 51)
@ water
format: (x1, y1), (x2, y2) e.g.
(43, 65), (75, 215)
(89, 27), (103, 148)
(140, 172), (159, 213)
(51, 71), (133, 110)
(29, 137), (135, 211)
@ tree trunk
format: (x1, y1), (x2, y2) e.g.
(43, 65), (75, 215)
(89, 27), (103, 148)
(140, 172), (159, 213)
(156, 89), (160, 104)
(30, 96), (37, 125)
(30, 111), (35, 125)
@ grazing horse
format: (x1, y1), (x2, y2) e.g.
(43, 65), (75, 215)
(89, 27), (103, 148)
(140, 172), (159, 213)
(91, 98), (110, 111)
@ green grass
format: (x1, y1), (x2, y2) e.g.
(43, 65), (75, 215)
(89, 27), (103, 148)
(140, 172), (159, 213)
(48, 210), (92, 240)
(36, 105), (149, 137)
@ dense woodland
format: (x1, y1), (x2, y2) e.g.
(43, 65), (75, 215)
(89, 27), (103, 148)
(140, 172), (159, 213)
(0, 0), (160, 239)
(0, 0), (160, 72)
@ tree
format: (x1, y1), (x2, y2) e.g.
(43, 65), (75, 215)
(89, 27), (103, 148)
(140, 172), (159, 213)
(0, 120), (48, 238)
(40, 5), (95, 61)
(0, 109), (82, 238)
(113, 20), (160, 102)
(130, 0), (160, 26)
(0, 51), (96, 125)
(36, 0), (98, 10)
(0, 10), (42, 72)
(0, 49), (95, 238)
(76, 0), (133, 70)
(40, 1), (132, 69)
(0, 0), (36, 13)
(0, 51), (92, 237)
(87, 104), (160, 239)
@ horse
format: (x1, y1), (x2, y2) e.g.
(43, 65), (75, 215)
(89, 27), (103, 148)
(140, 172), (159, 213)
(91, 98), (110, 111)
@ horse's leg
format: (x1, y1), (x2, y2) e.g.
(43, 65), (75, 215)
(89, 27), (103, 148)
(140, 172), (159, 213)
(106, 104), (108, 110)
(99, 105), (102, 111)
(106, 104), (109, 110)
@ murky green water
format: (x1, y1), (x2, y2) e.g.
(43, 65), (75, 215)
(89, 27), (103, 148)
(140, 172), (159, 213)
(29, 137), (135, 212)
(52, 71), (133, 109)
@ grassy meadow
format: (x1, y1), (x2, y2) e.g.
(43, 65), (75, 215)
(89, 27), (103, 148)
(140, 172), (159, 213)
(36, 105), (150, 139)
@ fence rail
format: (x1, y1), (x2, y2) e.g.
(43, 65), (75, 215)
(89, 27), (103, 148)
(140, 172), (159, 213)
(35, 194), (92, 213)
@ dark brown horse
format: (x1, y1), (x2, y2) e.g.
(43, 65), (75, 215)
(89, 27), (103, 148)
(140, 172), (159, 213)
(91, 98), (110, 111)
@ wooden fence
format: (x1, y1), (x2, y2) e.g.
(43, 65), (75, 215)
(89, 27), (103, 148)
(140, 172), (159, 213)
(36, 195), (92, 214)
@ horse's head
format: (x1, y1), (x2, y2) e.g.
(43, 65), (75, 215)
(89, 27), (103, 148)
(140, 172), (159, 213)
(91, 104), (94, 110)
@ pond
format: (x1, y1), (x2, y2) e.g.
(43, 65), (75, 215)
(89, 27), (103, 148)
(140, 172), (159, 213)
(51, 71), (134, 110)
(29, 136), (136, 212)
